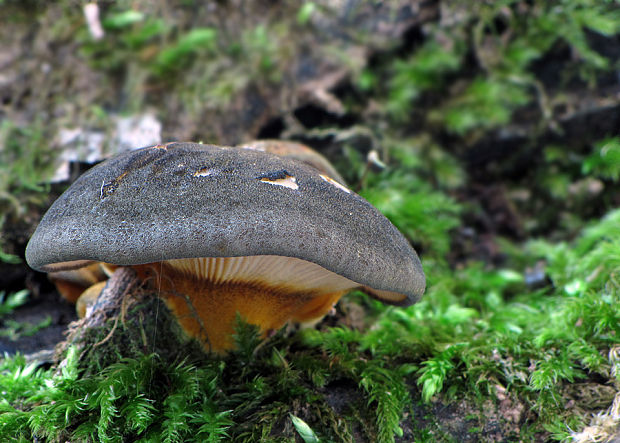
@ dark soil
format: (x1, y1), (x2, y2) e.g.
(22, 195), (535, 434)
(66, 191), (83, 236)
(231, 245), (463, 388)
(0, 276), (76, 356)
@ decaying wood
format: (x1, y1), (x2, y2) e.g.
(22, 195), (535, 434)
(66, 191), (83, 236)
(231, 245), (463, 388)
(55, 267), (141, 365)
(54, 266), (208, 372)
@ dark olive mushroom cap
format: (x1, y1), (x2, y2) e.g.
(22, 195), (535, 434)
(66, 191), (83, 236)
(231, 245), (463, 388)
(25, 142), (425, 305)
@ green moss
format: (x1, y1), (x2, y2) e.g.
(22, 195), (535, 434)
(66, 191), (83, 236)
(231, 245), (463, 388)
(153, 27), (218, 77)
(435, 77), (530, 134)
(0, 290), (29, 316)
(76, 4), (293, 116)
(0, 120), (55, 262)
(582, 137), (620, 181)
(368, 0), (620, 135)
(0, 317), (51, 341)
(0, 290), (48, 342)
(384, 39), (464, 121)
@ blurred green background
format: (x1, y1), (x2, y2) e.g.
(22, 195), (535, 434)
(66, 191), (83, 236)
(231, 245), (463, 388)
(0, 1), (619, 442)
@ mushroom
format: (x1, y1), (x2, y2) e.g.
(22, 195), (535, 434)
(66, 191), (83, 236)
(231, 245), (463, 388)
(47, 262), (108, 303)
(26, 142), (425, 352)
(48, 140), (342, 313)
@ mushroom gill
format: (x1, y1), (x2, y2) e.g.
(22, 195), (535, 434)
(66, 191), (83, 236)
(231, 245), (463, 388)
(131, 256), (358, 351)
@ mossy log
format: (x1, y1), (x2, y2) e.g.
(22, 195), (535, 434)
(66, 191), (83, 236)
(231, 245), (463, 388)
(50, 267), (542, 442)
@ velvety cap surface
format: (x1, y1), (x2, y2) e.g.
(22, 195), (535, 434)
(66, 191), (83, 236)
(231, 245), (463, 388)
(26, 142), (425, 305)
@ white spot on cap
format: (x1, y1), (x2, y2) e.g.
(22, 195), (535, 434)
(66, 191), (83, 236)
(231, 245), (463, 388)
(194, 168), (218, 177)
(260, 175), (299, 190)
(320, 174), (351, 193)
